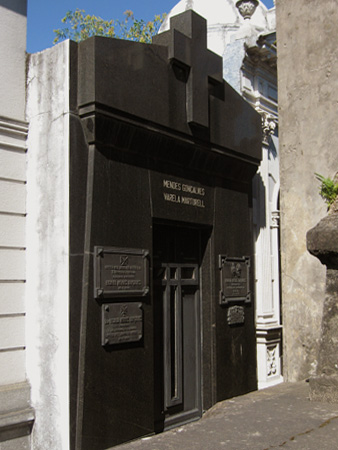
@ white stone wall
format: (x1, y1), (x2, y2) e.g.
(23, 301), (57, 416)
(0, 1), (27, 121)
(0, 2), (34, 448)
(0, 116), (27, 385)
(0, 0), (28, 387)
(26, 41), (70, 450)
(253, 134), (282, 388)
(238, 43), (282, 388)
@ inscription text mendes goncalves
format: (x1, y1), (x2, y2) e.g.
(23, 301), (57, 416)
(104, 263), (142, 290)
(224, 278), (246, 294)
(162, 179), (205, 208)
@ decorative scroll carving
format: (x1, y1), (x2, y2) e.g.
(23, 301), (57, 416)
(267, 346), (277, 377)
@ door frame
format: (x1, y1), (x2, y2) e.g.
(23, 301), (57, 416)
(162, 263), (202, 429)
(152, 222), (204, 431)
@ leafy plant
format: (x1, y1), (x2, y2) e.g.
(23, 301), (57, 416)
(315, 173), (338, 210)
(53, 9), (166, 45)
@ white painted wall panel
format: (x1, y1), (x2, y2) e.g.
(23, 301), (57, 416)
(0, 149), (26, 181)
(0, 283), (25, 314)
(0, 3), (28, 438)
(0, 215), (25, 247)
(0, 180), (25, 214)
(0, 4), (27, 120)
(0, 316), (25, 350)
(0, 116), (28, 149)
(0, 249), (25, 280)
(0, 349), (26, 385)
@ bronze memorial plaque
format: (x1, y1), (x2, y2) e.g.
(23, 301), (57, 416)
(227, 305), (245, 326)
(102, 302), (143, 345)
(219, 255), (251, 305)
(94, 246), (149, 298)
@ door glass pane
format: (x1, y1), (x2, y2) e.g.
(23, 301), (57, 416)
(170, 268), (177, 280)
(181, 267), (195, 280)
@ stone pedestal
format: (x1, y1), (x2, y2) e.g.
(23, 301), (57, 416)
(307, 213), (338, 402)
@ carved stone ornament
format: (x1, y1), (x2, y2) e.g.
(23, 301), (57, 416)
(236, 0), (259, 20)
(267, 346), (277, 377)
(271, 210), (280, 229)
(256, 109), (277, 144)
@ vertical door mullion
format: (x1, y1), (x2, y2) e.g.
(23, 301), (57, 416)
(163, 267), (171, 410)
(174, 270), (183, 405)
(164, 265), (183, 409)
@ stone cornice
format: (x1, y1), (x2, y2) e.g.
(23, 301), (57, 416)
(245, 34), (277, 70)
(0, 382), (34, 442)
(0, 116), (28, 149)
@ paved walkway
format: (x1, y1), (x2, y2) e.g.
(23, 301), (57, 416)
(114, 381), (338, 450)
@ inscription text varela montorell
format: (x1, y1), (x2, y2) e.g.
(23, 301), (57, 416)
(163, 179), (205, 208)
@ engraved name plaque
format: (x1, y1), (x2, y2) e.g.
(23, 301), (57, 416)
(227, 305), (245, 326)
(219, 256), (251, 305)
(94, 246), (149, 298)
(102, 302), (143, 346)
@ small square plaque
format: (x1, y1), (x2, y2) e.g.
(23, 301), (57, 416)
(94, 246), (149, 298)
(102, 302), (143, 346)
(227, 305), (245, 325)
(219, 256), (251, 305)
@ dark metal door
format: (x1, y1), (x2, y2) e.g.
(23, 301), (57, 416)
(162, 263), (201, 429)
(153, 225), (202, 430)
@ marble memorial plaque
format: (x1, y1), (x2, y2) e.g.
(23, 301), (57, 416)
(94, 246), (149, 298)
(102, 302), (143, 345)
(219, 256), (251, 305)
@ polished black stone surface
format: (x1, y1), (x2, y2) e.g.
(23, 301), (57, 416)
(77, 10), (261, 161)
(69, 10), (261, 450)
(153, 11), (223, 128)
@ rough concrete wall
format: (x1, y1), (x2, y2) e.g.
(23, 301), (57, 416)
(276, 0), (338, 381)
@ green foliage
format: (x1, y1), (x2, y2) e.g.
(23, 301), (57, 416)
(53, 9), (166, 44)
(315, 173), (338, 210)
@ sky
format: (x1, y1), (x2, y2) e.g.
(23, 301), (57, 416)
(27, 0), (275, 54)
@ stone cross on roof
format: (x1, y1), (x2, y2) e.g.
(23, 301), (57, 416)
(153, 10), (223, 129)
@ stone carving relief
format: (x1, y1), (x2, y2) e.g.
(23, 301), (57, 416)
(267, 346), (277, 377)
(256, 109), (277, 144)
(236, 0), (259, 20)
(271, 210), (280, 229)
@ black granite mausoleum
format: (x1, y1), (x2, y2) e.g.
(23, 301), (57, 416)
(69, 10), (261, 450)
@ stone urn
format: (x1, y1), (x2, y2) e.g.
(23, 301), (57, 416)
(307, 206), (338, 402)
(236, 0), (259, 20)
